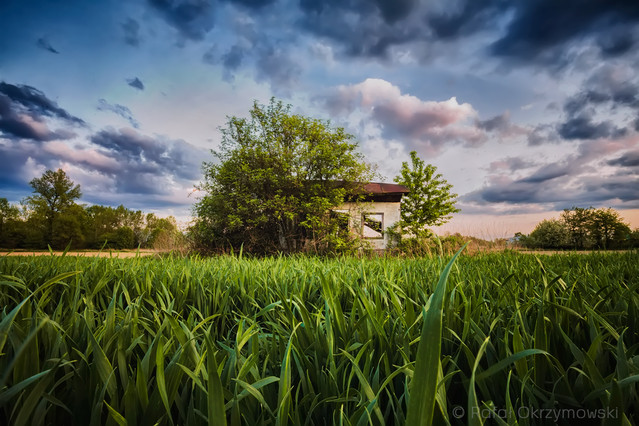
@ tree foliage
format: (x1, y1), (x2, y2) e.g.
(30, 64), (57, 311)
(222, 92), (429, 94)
(393, 151), (460, 239)
(193, 98), (376, 253)
(528, 219), (570, 249)
(27, 168), (82, 246)
(518, 206), (635, 250)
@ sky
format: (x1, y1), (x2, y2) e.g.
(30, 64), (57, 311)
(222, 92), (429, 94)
(1, 0), (638, 238)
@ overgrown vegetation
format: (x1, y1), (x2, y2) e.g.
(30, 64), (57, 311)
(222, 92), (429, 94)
(1, 251), (638, 425)
(516, 207), (638, 250)
(192, 98), (376, 254)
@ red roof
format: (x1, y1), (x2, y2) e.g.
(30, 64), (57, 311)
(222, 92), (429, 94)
(363, 182), (410, 194)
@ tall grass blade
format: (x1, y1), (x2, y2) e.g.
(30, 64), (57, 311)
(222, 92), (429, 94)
(406, 244), (467, 426)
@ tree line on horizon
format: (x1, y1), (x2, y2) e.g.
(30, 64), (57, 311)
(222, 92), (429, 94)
(515, 206), (639, 250)
(0, 169), (181, 250)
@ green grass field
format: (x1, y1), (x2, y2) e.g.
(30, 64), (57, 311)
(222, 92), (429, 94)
(1, 251), (638, 425)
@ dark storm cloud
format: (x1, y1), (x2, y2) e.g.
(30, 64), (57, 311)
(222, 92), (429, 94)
(36, 37), (59, 54)
(291, 0), (639, 63)
(127, 77), (145, 90)
(122, 18), (142, 46)
(0, 82), (83, 141)
(520, 162), (575, 184)
(555, 65), (639, 141)
(373, 0), (418, 24)
(565, 67), (639, 114)
(97, 99), (140, 129)
(491, 0), (639, 61)
(294, 0), (438, 59)
(463, 137), (639, 212)
(148, 0), (215, 41)
(90, 128), (204, 191)
(0, 82), (84, 125)
(428, 0), (507, 39)
(558, 115), (619, 141)
(0, 129), (205, 207)
(608, 150), (639, 168)
(597, 29), (637, 58)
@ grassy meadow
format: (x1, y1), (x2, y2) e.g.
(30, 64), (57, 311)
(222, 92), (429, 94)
(1, 250), (638, 425)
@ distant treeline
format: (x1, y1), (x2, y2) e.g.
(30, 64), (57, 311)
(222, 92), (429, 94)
(0, 169), (181, 250)
(0, 199), (181, 250)
(515, 207), (639, 250)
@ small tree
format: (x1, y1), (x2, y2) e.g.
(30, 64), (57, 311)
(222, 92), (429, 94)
(528, 219), (570, 249)
(393, 151), (459, 239)
(27, 169), (82, 246)
(193, 98), (376, 253)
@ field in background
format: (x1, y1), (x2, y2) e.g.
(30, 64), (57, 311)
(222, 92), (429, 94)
(1, 251), (638, 425)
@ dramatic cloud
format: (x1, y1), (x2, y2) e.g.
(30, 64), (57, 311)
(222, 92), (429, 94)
(36, 37), (59, 54)
(90, 127), (204, 195)
(324, 78), (483, 154)
(127, 77), (145, 91)
(427, 0), (507, 40)
(97, 99), (140, 129)
(122, 18), (142, 46)
(558, 115), (621, 141)
(491, 0), (639, 62)
(297, 0), (424, 59)
(463, 136), (639, 212)
(608, 150), (639, 168)
(148, 0), (216, 41)
(0, 82), (83, 141)
(0, 125), (206, 209)
(198, 12), (302, 90)
(288, 0), (639, 64)
(0, 83), (84, 125)
(556, 64), (639, 141)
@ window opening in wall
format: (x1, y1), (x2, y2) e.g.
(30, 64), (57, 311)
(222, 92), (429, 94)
(362, 213), (383, 239)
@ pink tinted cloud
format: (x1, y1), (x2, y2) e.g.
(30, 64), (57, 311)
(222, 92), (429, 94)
(326, 78), (486, 154)
(43, 141), (120, 172)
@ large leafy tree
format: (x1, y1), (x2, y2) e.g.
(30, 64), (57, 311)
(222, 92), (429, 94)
(393, 151), (460, 239)
(27, 168), (82, 246)
(193, 98), (375, 253)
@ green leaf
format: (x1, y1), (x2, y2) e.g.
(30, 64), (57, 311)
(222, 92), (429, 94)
(406, 244), (466, 426)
